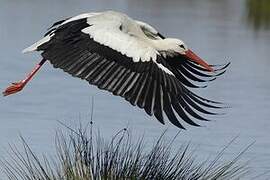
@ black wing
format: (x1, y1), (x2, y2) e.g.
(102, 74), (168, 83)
(166, 55), (230, 89)
(37, 18), (225, 129)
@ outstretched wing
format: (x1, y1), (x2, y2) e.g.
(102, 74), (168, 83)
(24, 16), (223, 129)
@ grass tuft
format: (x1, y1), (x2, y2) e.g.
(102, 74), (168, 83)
(1, 123), (250, 180)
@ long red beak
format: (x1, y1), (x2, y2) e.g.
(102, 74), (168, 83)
(183, 49), (214, 72)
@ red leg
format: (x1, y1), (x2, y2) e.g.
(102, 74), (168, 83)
(3, 59), (47, 96)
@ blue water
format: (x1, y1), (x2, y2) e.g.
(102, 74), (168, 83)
(0, 0), (270, 179)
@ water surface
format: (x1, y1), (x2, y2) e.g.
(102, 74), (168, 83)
(0, 0), (270, 178)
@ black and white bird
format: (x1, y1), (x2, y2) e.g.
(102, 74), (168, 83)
(3, 11), (229, 129)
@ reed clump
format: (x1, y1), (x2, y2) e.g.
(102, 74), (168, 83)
(1, 123), (249, 180)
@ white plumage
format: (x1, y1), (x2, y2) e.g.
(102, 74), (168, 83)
(22, 33), (53, 54)
(24, 11), (171, 68)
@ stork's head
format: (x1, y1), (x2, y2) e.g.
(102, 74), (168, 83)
(160, 38), (214, 72)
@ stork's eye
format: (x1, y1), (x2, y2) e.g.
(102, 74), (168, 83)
(179, 44), (185, 49)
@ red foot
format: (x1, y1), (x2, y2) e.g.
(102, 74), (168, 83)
(2, 81), (26, 96)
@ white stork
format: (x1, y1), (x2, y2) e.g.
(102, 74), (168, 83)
(3, 11), (229, 129)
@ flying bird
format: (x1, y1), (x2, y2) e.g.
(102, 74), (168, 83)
(3, 11), (229, 129)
